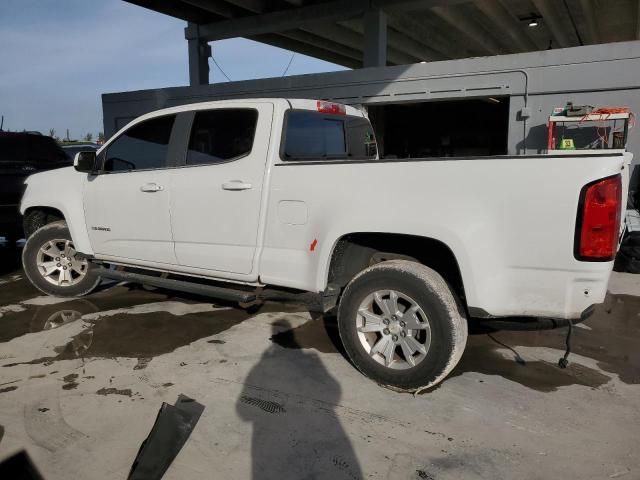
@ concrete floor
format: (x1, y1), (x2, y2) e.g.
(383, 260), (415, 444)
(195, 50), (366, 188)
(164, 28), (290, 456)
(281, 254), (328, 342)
(0, 250), (639, 479)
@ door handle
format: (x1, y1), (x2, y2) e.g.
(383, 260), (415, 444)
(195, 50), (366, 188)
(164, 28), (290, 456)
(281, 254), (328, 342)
(222, 180), (252, 191)
(140, 183), (163, 192)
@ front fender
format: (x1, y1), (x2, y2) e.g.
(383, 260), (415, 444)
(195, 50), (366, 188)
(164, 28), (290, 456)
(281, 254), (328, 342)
(21, 167), (93, 255)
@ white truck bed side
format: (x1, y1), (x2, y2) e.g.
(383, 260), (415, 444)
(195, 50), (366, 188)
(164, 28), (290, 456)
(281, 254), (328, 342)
(260, 152), (631, 319)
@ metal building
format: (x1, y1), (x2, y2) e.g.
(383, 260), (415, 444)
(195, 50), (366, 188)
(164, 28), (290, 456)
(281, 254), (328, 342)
(104, 1), (640, 187)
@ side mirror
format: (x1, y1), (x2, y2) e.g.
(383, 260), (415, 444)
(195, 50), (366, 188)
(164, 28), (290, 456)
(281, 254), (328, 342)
(74, 151), (99, 173)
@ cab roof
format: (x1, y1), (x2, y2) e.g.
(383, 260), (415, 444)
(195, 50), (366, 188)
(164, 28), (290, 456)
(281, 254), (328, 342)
(133, 98), (364, 124)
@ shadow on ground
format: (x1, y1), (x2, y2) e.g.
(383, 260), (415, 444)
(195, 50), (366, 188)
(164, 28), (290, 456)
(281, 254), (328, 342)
(238, 319), (362, 480)
(444, 293), (640, 391)
(1, 255), (639, 393)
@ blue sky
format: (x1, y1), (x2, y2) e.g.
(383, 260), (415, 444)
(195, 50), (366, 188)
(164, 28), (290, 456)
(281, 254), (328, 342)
(0, 0), (346, 139)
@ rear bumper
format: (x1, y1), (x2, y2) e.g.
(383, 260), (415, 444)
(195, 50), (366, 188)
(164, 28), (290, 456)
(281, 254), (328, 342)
(469, 304), (595, 331)
(468, 265), (612, 320)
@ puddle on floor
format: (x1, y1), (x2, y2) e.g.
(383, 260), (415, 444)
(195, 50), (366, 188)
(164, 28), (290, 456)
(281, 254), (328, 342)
(0, 268), (273, 367)
(2, 264), (638, 392)
(0, 284), (170, 343)
(3, 304), (257, 367)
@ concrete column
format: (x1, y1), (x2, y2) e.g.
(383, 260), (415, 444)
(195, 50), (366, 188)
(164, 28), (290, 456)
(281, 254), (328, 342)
(363, 8), (387, 68)
(186, 22), (211, 86)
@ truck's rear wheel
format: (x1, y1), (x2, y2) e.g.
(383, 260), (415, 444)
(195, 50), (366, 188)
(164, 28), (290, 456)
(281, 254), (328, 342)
(337, 260), (467, 392)
(22, 221), (100, 297)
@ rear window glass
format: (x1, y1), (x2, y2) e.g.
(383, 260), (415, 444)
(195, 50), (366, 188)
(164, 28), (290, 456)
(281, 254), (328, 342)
(283, 110), (377, 161)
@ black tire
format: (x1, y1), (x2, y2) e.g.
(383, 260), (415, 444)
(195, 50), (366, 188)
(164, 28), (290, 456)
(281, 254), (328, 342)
(337, 260), (468, 392)
(22, 221), (100, 297)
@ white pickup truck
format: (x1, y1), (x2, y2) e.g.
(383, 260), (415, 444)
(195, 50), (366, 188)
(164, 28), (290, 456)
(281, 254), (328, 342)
(20, 98), (631, 390)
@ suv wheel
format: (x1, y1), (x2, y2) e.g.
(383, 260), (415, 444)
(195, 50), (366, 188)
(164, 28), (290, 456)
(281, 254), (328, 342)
(337, 260), (468, 392)
(22, 221), (100, 297)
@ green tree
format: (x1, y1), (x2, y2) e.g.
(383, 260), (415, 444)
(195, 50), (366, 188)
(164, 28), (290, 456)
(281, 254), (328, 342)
(84, 132), (93, 142)
(49, 128), (55, 137)
(97, 132), (105, 144)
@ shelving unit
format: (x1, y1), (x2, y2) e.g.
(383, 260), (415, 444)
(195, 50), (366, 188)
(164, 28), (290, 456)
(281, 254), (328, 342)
(547, 111), (631, 155)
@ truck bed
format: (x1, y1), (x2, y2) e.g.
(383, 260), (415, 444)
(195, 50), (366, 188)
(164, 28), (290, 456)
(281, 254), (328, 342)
(260, 152), (632, 319)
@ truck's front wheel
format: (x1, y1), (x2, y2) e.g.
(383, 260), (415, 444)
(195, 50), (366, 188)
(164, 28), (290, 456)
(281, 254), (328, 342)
(22, 221), (100, 297)
(337, 260), (468, 392)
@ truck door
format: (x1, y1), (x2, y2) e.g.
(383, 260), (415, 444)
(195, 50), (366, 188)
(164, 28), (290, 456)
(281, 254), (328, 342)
(83, 114), (178, 265)
(169, 103), (273, 276)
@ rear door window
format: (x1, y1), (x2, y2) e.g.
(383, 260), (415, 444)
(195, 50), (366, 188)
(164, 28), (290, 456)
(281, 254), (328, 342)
(283, 110), (377, 161)
(104, 115), (176, 172)
(186, 109), (258, 166)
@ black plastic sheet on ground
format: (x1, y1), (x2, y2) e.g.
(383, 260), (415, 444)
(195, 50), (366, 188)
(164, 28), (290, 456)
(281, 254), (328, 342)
(128, 394), (205, 480)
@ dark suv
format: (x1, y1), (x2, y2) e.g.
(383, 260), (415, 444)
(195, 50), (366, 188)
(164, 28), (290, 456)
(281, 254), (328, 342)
(0, 132), (71, 244)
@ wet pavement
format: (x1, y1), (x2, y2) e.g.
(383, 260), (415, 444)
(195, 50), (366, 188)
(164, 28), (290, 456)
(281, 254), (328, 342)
(0, 247), (639, 479)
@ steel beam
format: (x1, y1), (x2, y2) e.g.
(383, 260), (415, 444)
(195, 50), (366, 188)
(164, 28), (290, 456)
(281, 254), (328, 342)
(189, 0), (369, 42)
(278, 29), (363, 64)
(342, 18), (442, 63)
(363, 8), (387, 67)
(578, 0), (599, 44)
(431, 5), (508, 55)
(384, 13), (470, 59)
(287, 0), (424, 65)
(373, 0), (470, 12)
(251, 33), (361, 68)
(185, 0), (398, 69)
(531, 0), (573, 48)
(475, 0), (537, 52)
(303, 23), (416, 66)
(637, 0), (640, 40)
(187, 22), (211, 86)
(182, 0), (237, 18)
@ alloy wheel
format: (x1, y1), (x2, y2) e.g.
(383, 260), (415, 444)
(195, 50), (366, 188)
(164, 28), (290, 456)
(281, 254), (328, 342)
(355, 289), (431, 370)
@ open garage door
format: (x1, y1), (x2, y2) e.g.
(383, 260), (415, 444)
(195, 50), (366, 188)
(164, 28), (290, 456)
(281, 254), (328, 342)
(368, 98), (510, 159)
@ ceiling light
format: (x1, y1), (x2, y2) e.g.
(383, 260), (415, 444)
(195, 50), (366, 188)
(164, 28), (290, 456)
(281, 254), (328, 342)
(519, 13), (542, 28)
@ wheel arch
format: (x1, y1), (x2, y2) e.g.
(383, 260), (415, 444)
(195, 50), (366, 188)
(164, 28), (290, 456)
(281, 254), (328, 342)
(23, 206), (66, 237)
(21, 203), (93, 255)
(323, 232), (470, 310)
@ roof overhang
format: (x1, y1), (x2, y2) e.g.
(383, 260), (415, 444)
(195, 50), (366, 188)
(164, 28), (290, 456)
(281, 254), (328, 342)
(124, 0), (640, 68)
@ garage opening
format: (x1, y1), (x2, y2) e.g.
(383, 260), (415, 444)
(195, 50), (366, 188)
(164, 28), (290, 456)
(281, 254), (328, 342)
(367, 97), (510, 159)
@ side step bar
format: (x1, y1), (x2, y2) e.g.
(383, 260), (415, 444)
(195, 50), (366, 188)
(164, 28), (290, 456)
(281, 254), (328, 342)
(96, 267), (257, 303)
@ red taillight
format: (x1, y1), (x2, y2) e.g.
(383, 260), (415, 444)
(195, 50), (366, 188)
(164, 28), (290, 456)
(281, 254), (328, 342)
(575, 175), (622, 261)
(317, 100), (346, 115)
